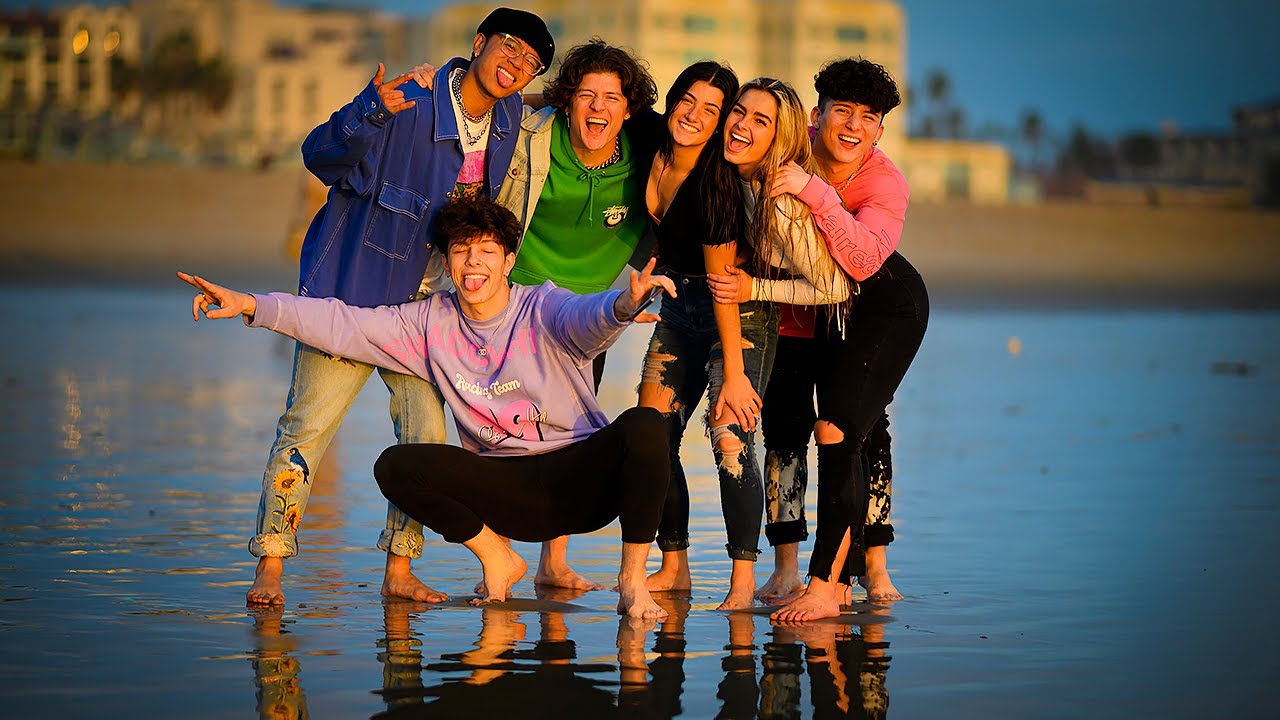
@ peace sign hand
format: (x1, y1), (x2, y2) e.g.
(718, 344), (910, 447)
(373, 63), (417, 115)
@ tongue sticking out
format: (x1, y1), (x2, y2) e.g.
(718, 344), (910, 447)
(464, 276), (486, 292)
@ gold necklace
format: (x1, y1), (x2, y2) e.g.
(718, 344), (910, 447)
(834, 158), (865, 194)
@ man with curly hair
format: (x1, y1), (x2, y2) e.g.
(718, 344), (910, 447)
(493, 38), (663, 591)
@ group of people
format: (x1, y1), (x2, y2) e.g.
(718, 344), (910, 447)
(181, 7), (928, 622)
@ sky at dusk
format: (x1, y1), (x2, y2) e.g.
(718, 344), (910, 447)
(7, 0), (1279, 140)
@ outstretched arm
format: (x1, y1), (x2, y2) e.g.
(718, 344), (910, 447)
(178, 271), (431, 378)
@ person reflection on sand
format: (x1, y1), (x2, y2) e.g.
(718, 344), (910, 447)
(768, 611), (892, 720)
(249, 608), (309, 720)
(179, 197), (676, 618)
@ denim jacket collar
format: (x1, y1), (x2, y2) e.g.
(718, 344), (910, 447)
(433, 57), (514, 144)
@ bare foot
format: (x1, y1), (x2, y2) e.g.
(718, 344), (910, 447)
(535, 564), (603, 591)
(247, 556), (286, 606)
(716, 558), (756, 611)
(383, 553), (449, 603)
(755, 568), (805, 603)
(470, 544), (524, 605)
(716, 585), (756, 611)
(617, 582), (669, 619)
(645, 550), (691, 591)
(770, 580), (842, 623)
(858, 569), (903, 602)
(473, 547), (528, 595)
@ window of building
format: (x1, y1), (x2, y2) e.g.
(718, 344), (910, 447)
(683, 16), (716, 33)
(836, 25), (868, 42)
(944, 161), (971, 200)
(682, 50), (710, 65)
(77, 55), (91, 93)
(312, 27), (342, 44)
(303, 80), (317, 117)
(272, 78), (286, 114)
(265, 40), (301, 61)
(71, 29), (89, 56)
(103, 29), (121, 56)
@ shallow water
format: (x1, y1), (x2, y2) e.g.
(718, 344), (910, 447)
(0, 286), (1277, 718)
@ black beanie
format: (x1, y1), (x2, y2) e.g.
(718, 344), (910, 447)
(476, 7), (555, 76)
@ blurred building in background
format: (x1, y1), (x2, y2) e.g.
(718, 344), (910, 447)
(0, 0), (1009, 202)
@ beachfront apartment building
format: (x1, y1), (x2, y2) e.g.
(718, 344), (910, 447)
(1, 0), (406, 164)
(0, 0), (1009, 203)
(0, 4), (140, 156)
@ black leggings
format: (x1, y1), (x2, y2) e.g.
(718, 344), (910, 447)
(810, 253), (928, 583)
(374, 407), (669, 546)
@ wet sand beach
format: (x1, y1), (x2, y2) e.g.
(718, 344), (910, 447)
(1, 161), (1278, 717)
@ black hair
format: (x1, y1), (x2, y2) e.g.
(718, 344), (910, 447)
(432, 197), (522, 255)
(543, 38), (658, 114)
(814, 57), (901, 116)
(655, 61), (744, 247)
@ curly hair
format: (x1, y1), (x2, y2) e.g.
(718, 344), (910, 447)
(432, 197), (522, 254)
(814, 57), (901, 116)
(542, 38), (658, 114)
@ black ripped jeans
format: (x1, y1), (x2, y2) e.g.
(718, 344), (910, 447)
(807, 252), (928, 583)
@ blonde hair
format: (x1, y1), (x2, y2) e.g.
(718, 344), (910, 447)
(733, 78), (823, 285)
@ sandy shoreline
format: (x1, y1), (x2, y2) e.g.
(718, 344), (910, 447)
(3, 160), (1278, 307)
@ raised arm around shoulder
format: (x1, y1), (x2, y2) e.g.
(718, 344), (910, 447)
(796, 171), (906, 282)
(749, 197), (852, 305)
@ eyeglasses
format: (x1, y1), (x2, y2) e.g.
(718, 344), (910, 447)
(496, 33), (543, 76)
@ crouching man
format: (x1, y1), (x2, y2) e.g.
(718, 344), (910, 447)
(179, 197), (675, 618)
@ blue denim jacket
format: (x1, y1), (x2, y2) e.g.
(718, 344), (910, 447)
(297, 57), (520, 307)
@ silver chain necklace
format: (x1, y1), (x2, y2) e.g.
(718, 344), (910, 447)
(582, 138), (621, 170)
(451, 70), (491, 146)
(454, 294), (513, 358)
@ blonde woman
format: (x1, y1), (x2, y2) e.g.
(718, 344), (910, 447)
(650, 77), (852, 609)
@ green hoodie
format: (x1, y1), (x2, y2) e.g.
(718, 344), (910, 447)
(509, 114), (647, 294)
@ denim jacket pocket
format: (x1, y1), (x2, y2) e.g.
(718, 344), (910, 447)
(364, 182), (429, 260)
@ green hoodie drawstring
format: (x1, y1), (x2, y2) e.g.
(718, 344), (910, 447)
(575, 169), (605, 225)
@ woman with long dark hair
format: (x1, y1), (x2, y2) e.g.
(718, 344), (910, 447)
(642, 73), (853, 609)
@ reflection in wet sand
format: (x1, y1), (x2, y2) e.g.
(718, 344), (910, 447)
(4, 289), (1277, 718)
(251, 608), (309, 720)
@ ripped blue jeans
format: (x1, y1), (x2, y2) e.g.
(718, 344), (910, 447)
(639, 274), (780, 561)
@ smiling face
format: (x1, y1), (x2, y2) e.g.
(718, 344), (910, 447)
(567, 71), (630, 161)
(723, 88), (779, 177)
(667, 80), (725, 149)
(448, 235), (517, 319)
(812, 99), (884, 171)
(469, 33), (540, 101)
